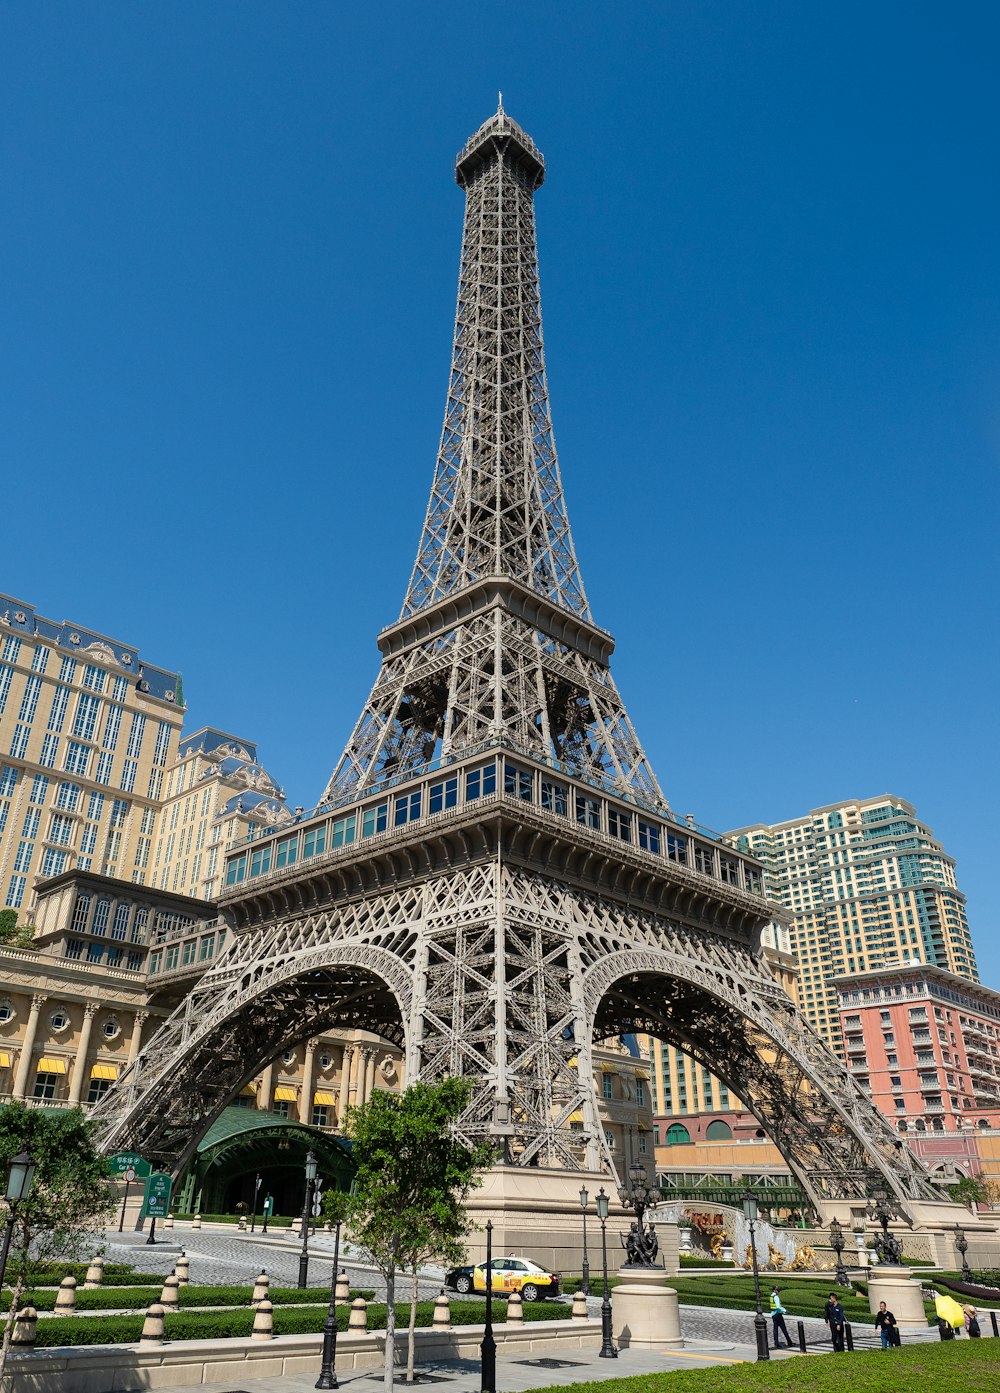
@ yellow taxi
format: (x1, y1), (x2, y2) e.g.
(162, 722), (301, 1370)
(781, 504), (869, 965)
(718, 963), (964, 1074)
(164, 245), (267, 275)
(472, 1256), (560, 1301)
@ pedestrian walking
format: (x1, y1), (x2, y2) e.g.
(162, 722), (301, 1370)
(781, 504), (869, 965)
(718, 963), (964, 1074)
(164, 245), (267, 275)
(964, 1304), (981, 1338)
(769, 1286), (793, 1348)
(874, 1301), (899, 1349)
(823, 1292), (846, 1352)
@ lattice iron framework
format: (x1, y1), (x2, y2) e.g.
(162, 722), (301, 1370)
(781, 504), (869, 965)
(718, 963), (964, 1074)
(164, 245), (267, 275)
(92, 105), (941, 1217)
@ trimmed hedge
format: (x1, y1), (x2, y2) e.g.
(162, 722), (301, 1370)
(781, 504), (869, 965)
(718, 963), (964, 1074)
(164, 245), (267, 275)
(16, 1262), (158, 1288)
(33, 1296), (568, 1347)
(5, 1284), (376, 1313)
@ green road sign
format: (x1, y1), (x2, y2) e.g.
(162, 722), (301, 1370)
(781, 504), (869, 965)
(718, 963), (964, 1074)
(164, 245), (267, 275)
(108, 1152), (151, 1183)
(142, 1171), (173, 1219)
(263, 1195), (274, 1216)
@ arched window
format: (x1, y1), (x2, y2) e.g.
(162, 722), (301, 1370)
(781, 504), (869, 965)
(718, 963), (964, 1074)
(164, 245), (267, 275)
(897, 1119), (908, 1133)
(705, 1120), (733, 1141)
(92, 899), (111, 935)
(664, 1123), (691, 1145)
(977, 1118), (990, 1130)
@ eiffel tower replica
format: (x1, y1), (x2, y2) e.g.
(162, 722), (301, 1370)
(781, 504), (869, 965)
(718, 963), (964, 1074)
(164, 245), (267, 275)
(95, 103), (939, 1226)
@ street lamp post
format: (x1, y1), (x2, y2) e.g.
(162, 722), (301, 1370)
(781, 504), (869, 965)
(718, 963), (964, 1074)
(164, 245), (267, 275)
(315, 1218), (343, 1389)
(617, 1158), (660, 1266)
(741, 1192), (770, 1362)
(480, 1219), (496, 1393)
(249, 1173), (262, 1234)
(865, 1187), (903, 1266)
(596, 1186), (617, 1359)
(828, 1219), (851, 1288)
(0, 1151), (37, 1296)
(261, 1192), (273, 1234)
(579, 1186), (590, 1296)
(954, 1223), (974, 1284)
(297, 1151), (318, 1289)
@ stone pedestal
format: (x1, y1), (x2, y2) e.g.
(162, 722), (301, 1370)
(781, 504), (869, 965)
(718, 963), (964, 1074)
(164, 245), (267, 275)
(866, 1266), (927, 1329)
(612, 1266), (683, 1350)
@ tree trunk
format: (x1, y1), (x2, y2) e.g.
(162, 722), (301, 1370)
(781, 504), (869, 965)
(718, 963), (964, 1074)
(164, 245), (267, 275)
(384, 1261), (396, 1393)
(0, 1266), (25, 1391)
(406, 1267), (419, 1382)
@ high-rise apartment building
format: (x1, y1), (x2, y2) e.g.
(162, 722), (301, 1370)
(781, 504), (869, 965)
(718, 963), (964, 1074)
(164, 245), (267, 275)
(0, 594), (184, 914)
(727, 796), (978, 1051)
(150, 728), (290, 900)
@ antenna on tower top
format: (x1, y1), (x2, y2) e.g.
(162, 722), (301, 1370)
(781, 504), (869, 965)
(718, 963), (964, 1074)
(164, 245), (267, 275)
(498, 90), (504, 111)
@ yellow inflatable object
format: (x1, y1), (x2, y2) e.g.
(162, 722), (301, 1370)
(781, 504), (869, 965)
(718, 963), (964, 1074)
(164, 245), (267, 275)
(934, 1293), (965, 1328)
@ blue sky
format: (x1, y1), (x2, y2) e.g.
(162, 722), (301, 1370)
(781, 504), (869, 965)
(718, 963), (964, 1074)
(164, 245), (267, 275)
(2, 5), (998, 980)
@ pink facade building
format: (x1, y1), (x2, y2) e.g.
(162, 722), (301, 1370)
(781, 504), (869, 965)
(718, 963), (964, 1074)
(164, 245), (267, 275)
(836, 961), (1000, 1179)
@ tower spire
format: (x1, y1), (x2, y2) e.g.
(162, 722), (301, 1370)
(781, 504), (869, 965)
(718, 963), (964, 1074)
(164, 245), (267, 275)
(324, 110), (663, 807)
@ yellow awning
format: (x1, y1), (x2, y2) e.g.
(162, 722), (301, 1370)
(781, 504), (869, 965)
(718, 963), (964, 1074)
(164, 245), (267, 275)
(274, 1086), (297, 1101)
(314, 1091), (337, 1106)
(240, 1083), (256, 1096)
(0, 1052), (10, 1068)
(91, 1063), (118, 1080)
(567, 1057), (577, 1068)
(600, 1063), (615, 1073)
(634, 1068), (650, 1081)
(37, 1058), (66, 1074)
(568, 1111), (584, 1123)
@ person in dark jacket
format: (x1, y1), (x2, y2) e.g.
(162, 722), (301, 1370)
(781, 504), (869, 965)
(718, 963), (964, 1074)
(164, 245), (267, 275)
(874, 1301), (899, 1348)
(823, 1293), (846, 1352)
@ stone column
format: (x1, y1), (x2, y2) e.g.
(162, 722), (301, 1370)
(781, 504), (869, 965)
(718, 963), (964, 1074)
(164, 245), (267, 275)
(363, 1048), (377, 1103)
(258, 1062), (274, 1112)
(12, 995), (46, 1101)
(127, 1011), (148, 1066)
(336, 1046), (353, 1129)
(68, 1004), (98, 1106)
(300, 1039), (318, 1126)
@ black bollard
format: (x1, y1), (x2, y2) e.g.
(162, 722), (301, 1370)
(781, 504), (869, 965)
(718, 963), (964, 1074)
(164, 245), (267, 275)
(844, 1322), (854, 1352)
(797, 1319), (807, 1354)
(991, 1311), (999, 1339)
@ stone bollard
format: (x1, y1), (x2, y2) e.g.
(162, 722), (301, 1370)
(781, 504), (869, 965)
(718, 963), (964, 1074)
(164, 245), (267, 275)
(191, 1213), (202, 1230)
(174, 1251), (190, 1286)
(290, 1216), (302, 1236)
(507, 1290), (524, 1324)
(140, 1302), (166, 1346)
(12, 1306), (38, 1347)
(238, 1215), (247, 1231)
(83, 1256), (105, 1289)
(251, 1270), (270, 1305)
(164, 1213), (175, 1230)
(159, 1274), (180, 1310)
(251, 1298), (274, 1340)
(334, 1270), (351, 1306)
(348, 1296), (368, 1332)
(432, 1289), (451, 1331)
(54, 1276), (77, 1313)
(571, 1290), (589, 1322)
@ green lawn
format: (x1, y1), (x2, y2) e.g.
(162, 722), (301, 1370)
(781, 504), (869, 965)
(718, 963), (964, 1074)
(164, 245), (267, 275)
(523, 1342), (996, 1393)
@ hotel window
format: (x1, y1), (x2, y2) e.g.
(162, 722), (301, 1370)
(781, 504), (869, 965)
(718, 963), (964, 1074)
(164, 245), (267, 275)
(102, 705), (123, 750)
(112, 675), (129, 703)
(125, 713), (146, 759)
(71, 693), (101, 741)
(0, 767), (18, 798)
(13, 842), (33, 872)
(64, 742), (91, 776)
(226, 853), (248, 886)
(58, 657), (77, 684)
(638, 1133), (648, 1153)
(394, 791), (422, 827)
(249, 845), (272, 877)
(311, 1105), (330, 1128)
(87, 1078), (112, 1105)
(694, 845), (715, 876)
(152, 721), (172, 767)
(465, 764), (497, 801)
(303, 826), (327, 859)
(55, 782), (81, 812)
(0, 667), (13, 715)
(541, 780), (568, 815)
(361, 803), (388, 838)
(719, 856), (740, 886)
(638, 820), (660, 854)
(82, 664), (107, 693)
(28, 775), (48, 806)
(636, 1078), (646, 1106)
(33, 1072), (59, 1101)
(504, 763), (533, 802)
(30, 647), (49, 674)
(18, 676), (42, 725)
(429, 777), (458, 814)
(576, 795), (600, 830)
(71, 894), (91, 931)
(93, 899), (111, 935)
(9, 725), (29, 759)
(40, 849), (67, 877)
(608, 808), (632, 842)
(87, 791), (105, 821)
(1, 636), (22, 663)
(80, 825), (98, 856)
(48, 814), (73, 846)
(332, 815), (356, 848)
(275, 836), (299, 868)
(666, 833), (687, 863)
(182, 941), (196, 966)
(199, 936), (214, 961)
(602, 1075), (614, 1099)
(164, 945), (179, 970)
(112, 903), (131, 940)
(110, 798), (129, 829)
(119, 759), (137, 794)
(5, 876), (26, 909)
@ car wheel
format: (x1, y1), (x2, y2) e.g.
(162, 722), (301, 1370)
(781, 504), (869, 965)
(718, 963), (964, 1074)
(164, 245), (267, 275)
(455, 1274), (472, 1294)
(521, 1283), (539, 1303)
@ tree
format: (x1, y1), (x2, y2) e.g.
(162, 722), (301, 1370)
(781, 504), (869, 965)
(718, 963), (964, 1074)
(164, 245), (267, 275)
(0, 1105), (117, 1383)
(0, 911), (32, 950)
(948, 1174), (997, 1212)
(340, 1077), (493, 1392)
